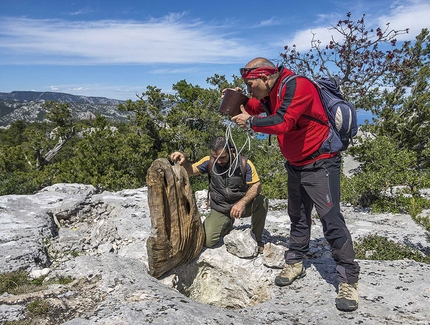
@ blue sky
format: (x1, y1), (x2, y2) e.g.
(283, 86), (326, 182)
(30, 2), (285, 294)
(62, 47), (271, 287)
(0, 0), (428, 105)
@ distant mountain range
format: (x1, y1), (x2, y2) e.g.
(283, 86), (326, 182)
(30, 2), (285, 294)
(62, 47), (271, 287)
(0, 91), (124, 105)
(0, 91), (130, 126)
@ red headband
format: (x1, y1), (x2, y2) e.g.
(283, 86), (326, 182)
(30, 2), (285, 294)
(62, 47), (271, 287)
(240, 66), (278, 79)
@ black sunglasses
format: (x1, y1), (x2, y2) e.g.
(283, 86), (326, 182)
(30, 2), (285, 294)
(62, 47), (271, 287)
(239, 67), (257, 76)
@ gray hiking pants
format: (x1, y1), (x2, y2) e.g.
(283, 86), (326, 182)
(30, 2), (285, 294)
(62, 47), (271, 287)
(285, 154), (360, 284)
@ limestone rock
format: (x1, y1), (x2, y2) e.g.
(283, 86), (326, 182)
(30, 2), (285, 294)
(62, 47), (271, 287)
(146, 158), (205, 278)
(262, 242), (287, 269)
(224, 228), (259, 258)
(0, 184), (429, 325)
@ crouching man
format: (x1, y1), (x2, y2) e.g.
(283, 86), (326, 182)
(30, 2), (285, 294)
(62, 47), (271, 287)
(170, 136), (268, 253)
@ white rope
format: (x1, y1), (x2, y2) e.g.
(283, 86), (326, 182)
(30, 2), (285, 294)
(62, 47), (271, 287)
(211, 122), (253, 177)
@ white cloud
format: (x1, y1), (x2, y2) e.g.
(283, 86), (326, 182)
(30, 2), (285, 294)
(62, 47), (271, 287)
(281, 0), (429, 52)
(284, 27), (335, 52)
(1, 1), (427, 70)
(44, 82), (148, 99)
(71, 87), (89, 91)
(0, 15), (257, 65)
(149, 67), (199, 75)
(254, 17), (282, 27)
(69, 8), (96, 16)
(377, 0), (430, 40)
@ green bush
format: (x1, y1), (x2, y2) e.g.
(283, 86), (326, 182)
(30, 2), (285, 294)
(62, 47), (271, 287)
(0, 271), (74, 295)
(0, 271), (28, 295)
(27, 299), (50, 316)
(343, 136), (429, 214)
(354, 234), (430, 263)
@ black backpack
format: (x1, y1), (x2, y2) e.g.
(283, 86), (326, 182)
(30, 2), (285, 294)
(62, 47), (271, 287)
(279, 75), (358, 151)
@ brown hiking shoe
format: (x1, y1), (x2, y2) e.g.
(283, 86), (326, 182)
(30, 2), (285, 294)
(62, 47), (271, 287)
(335, 282), (359, 312)
(257, 241), (264, 255)
(275, 262), (306, 286)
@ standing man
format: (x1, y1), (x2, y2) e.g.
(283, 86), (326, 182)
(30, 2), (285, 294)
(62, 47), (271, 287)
(231, 57), (360, 312)
(170, 136), (268, 253)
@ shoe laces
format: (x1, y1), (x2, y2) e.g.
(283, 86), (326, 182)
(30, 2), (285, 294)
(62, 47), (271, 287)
(338, 283), (356, 299)
(280, 262), (300, 276)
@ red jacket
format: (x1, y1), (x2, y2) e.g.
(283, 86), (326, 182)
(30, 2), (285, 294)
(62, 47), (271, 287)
(246, 67), (336, 166)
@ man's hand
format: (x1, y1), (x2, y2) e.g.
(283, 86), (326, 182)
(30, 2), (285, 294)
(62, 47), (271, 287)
(170, 151), (187, 165)
(230, 182), (261, 219)
(231, 104), (251, 129)
(170, 151), (199, 177)
(221, 87), (243, 99)
(230, 201), (246, 219)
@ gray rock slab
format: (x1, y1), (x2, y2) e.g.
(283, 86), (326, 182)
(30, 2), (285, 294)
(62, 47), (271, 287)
(0, 184), (429, 325)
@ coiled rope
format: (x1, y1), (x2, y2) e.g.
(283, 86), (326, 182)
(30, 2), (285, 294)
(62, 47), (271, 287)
(211, 122), (253, 177)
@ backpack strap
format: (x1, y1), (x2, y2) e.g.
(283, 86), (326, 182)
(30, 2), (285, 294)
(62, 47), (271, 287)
(278, 74), (327, 127)
(278, 74), (298, 100)
(240, 155), (248, 183)
(206, 156), (214, 205)
(207, 156), (214, 187)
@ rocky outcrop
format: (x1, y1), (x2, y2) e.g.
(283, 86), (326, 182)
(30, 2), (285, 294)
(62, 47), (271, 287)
(0, 183), (429, 325)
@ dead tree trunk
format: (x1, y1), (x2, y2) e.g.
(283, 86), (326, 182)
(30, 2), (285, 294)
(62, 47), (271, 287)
(40, 126), (75, 168)
(146, 158), (204, 278)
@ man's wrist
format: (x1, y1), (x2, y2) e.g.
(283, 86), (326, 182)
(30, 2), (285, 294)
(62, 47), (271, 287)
(246, 116), (254, 129)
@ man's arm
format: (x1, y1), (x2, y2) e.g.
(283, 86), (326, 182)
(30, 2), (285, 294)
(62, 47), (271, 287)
(169, 151), (200, 177)
(230, 181), (262, 219)
(239, 181), (261, 206)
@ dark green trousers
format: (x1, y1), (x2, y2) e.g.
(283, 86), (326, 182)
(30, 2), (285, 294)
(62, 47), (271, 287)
(203, 194), (268, 247)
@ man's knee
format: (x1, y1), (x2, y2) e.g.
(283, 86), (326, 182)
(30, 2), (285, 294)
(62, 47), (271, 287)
(253, 194), (268, 212)
(204, 238), (217, 248)
(203, 217), (231, 248)
(203, 226), (220, 248)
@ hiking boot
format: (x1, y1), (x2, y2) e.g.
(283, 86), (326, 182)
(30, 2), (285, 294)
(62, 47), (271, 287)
(257, 241), (264, 255)
(275, 262), (306, 286)
(335, 282), (359, 312)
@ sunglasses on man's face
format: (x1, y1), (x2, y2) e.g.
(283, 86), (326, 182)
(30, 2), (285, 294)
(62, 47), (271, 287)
(239, 67), (257, 76)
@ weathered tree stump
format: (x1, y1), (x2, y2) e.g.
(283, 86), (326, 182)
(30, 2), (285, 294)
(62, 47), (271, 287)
(146, 158), (205, 278)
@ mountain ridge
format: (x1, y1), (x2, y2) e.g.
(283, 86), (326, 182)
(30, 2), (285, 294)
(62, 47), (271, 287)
(0, 90), (130, 126)
(0, 90), (124, 105)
